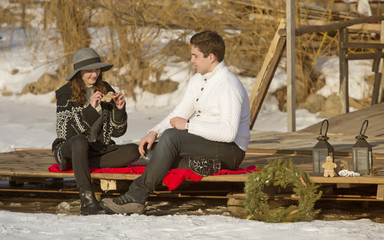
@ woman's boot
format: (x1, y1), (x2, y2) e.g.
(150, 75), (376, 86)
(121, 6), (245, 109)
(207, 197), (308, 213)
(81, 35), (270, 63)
(79, 190), (108, 215)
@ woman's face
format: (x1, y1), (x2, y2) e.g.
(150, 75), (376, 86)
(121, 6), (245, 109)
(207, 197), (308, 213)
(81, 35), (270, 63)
(80, 68), (101, 86)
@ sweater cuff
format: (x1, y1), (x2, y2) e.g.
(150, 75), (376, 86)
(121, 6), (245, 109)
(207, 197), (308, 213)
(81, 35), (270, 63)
(113, 105), (127, 123)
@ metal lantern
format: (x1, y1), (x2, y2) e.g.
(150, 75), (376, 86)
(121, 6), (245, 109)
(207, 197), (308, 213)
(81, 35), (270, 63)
(352, 120), (372, 175)
(312, 119), (334, 175)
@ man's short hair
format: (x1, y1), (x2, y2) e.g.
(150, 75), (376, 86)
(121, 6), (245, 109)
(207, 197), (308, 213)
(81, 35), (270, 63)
(190, 30), (225, 62)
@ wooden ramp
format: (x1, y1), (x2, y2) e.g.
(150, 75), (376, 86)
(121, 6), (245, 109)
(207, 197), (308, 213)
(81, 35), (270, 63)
(2, 104), (384, 202)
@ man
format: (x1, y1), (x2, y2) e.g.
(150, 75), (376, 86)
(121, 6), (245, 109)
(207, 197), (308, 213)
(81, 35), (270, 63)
(102, 30), (250, 214)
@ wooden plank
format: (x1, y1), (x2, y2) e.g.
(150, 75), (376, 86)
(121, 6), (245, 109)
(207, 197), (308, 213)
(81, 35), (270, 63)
(0, 171), (73, 178)
(0, 171), (248, 182)
(336, 183), (361, 188)
(318, 197), (382, 202)
(3, 167), (376, 184)
(201, 174), (248, 182)
(311, 176), (384, 184)
(248, 21), (285, 129)
(226, 193), (382, 205)
(299, 103), (384, 137)
(250, 21), (286, 98)
(202, 174), (384, 184)
(249, 35), (286, 129)
(346, 52), (384, 60)
(279, 15), (384, 37)
(347, 23), (381, 33)
(0, 188), (79, 194)
(105, 173), (245, 184)
(303, 19), (381, 34)
(247, 148), (351, 157)
(377, 184), (384, 200)
(92, 173), (139, 180)
(344, 42), (384, 49)
(15, 148), (50, 151)
(322, 194), (376, 199)
(100, 179), (117, 191)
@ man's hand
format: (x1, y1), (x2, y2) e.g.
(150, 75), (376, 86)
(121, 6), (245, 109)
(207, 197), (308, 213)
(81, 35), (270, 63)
(170, 117), (188, 130)
(138, 131), (158, 156)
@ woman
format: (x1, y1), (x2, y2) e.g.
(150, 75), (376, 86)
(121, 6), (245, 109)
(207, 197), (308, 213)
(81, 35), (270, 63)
(52, 48), (140, 215)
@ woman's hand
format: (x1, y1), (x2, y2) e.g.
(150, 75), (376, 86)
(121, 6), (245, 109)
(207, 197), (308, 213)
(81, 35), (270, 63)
(90, 91), (103, 109)
(113, 92), (126, 110)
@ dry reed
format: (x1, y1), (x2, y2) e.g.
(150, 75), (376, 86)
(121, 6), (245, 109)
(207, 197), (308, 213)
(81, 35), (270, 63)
(1, 0), (383, 106)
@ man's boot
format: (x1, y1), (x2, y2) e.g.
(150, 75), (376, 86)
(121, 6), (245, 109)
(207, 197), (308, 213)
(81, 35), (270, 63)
(79, 190), (108, 215)
(101, 192), (145, 215)
(188, 156), (221, 176)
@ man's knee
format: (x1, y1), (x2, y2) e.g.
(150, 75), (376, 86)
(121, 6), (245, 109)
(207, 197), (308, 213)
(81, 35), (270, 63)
(162, 128), (178, 137)
(160, 128), (185, 143)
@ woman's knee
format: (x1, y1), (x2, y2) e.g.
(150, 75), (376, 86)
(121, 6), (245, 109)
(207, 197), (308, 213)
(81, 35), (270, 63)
(70, 135), (88, 148)
(121, 143), (140, 160)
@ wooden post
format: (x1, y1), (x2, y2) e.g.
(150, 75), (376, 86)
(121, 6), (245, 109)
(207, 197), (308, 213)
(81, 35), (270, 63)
(371, 50), (381, 105)
(43, 1), (47, 30)
(100, 179), (117, 192)
(21, 2), (26, 30)
(379, 21), (384, 103)
(339, 27), (349, 113)
(287, 0), (296, 132)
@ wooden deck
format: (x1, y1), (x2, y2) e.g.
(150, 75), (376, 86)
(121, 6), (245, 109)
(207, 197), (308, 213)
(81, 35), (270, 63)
(2, 103), (384, 201)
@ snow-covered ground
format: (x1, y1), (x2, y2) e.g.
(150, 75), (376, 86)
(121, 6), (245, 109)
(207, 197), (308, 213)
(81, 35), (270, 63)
(1, 7), (383, 239)
(1, 212), (383, 240)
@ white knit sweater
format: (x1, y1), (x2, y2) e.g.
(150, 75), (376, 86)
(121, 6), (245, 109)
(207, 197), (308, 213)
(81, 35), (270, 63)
(151, 61), (251, 151)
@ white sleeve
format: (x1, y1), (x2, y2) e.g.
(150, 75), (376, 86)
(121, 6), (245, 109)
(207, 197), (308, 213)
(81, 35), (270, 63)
(150, 79), (196, 136)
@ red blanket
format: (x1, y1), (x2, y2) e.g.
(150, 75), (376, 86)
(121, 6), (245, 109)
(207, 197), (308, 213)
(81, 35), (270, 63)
(48, 164), (259, 190)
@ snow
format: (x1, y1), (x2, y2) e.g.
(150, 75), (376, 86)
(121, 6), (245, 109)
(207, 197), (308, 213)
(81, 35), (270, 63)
(1, 213), (383, 240)
(1, 12), (383, 240)
(315, 57), (373, 100)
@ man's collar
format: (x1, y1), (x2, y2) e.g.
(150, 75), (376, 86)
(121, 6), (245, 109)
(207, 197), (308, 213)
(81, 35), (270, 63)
(202, 61), (225, 79)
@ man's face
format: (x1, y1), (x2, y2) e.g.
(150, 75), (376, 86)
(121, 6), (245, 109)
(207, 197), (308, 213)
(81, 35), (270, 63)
(190, 45), (212, 74)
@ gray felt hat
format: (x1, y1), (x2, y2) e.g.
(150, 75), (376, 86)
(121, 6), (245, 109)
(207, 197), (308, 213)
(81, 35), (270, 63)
(66, 48), (113, 81)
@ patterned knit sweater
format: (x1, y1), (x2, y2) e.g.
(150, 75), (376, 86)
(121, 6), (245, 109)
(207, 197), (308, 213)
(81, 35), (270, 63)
(52, 81), (127, 159)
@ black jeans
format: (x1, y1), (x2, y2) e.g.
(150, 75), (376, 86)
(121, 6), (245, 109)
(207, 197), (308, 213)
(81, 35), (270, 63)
(59, 135), (140, 191)
(126, 128), (245, 203)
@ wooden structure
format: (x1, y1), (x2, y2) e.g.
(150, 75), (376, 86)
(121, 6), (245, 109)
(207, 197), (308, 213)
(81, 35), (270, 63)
(293, 15), (384, 114)
(2, 103), (384, 204)
(3, 6), (384, 213)
(249, 15), (384, 130)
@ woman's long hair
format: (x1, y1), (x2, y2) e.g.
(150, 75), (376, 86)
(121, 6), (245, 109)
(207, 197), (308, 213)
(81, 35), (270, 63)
(70, 72), (107, 104)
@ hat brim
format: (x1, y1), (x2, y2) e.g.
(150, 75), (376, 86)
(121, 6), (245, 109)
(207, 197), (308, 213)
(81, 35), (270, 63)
(66, 62), (113, 81)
